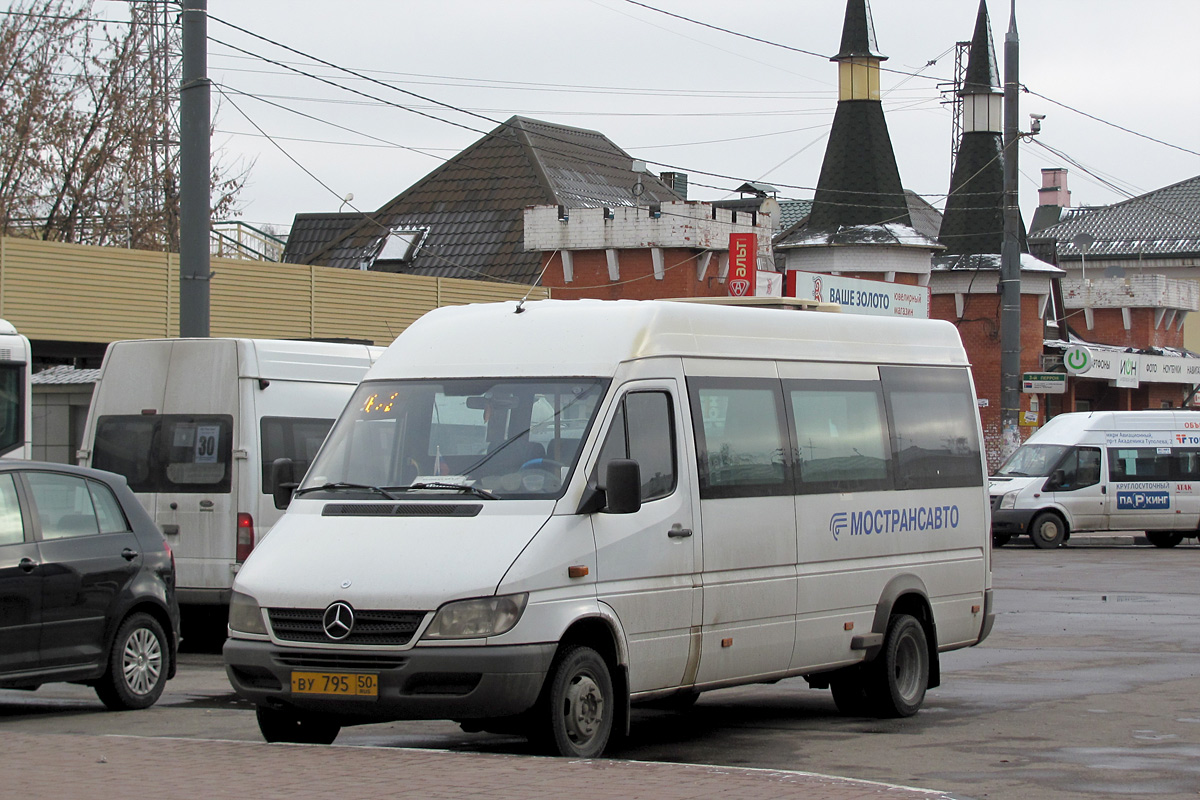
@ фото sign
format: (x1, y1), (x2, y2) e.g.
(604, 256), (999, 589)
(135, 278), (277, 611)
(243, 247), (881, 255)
(727, 233), (757, 297)
(787, 271), (929, 319)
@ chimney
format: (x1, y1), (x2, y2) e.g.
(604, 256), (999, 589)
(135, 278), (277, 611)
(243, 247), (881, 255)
(1038, 168), (1071, 208)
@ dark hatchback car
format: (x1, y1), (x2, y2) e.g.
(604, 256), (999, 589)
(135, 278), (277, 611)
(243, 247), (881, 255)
(0, 462), (180, 709)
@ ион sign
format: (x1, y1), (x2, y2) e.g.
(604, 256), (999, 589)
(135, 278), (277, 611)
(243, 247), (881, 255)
(727, 233), (756, 297)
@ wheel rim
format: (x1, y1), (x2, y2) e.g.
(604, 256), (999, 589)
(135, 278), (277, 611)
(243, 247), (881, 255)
(561, 672), (605, 747)
(1036, 519), (1059, 544)
(122, 627), (163, 696)
(893, 632), (924, 703)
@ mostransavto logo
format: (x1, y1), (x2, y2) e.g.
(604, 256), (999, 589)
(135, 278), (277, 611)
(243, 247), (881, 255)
(831, 505), (961, 540)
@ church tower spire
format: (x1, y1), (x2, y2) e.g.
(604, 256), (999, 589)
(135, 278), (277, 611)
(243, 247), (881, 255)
(807, 0), (911, 231)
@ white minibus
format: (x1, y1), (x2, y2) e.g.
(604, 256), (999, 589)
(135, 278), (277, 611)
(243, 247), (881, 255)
(77, 338), (381, 605)
(223, 299), (994, 756)
(991, 409), (1200, 549)
(0, 318), (32, 459)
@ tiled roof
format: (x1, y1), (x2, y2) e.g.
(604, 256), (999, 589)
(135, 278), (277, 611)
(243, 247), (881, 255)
(289, 116), (680, 284)
(32, 365), (101, 385)
(834, 0), (885, 61)
(1036, 174), (1200, 260)
(962, 0), (999, 93)
(807, 100), (911, 231)
(776, 191), (940, 247)
(938, 132), (1004, 255)
(281, 213), (361, 264)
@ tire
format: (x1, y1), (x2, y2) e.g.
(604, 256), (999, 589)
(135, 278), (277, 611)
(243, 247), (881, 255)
(992, 533), (1011, 547)
(95, 612), (169, 711)
(1146, 531), (1185, 548)
(830, 676), (870, 716)
(1029, 513), (1066, 549)
(865, 614), (929, 718)
(538, 645), (614, 758)
(256, 706), (341, 744)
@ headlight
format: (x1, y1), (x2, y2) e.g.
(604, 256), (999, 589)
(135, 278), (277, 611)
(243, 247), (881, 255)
(423, 593), (529, 640)
(228, 590), (269, 636)
(999, 491), (1018, 510)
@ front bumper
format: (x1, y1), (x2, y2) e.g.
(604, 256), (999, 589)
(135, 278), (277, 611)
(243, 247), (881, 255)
(223, 638), (556, 723)
(991, 507), (1037, 535)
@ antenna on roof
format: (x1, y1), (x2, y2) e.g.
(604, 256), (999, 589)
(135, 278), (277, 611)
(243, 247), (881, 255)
(515, 249), (558, 314)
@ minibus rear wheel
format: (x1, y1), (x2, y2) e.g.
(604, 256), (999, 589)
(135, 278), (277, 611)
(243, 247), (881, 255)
(1146, 531), (1185, 548)
(540, 644), (614, 758)
(866, 613), (928, 718)
(1029, 513), (1066, 549)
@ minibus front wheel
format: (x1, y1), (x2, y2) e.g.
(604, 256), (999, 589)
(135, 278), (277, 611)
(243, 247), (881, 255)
(539, 644), (614, 758)
(1146, 531), (1185, 548)
(1029, 512), (1067, 549)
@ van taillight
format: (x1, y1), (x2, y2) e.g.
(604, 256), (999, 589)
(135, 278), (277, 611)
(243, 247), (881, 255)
(164, 540), (175, 573)
(236, 513), (255, 562)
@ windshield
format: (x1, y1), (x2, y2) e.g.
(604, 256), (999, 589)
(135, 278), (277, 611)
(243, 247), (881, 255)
(301, 378), (608, 500)
(994, 444), (1071, 478)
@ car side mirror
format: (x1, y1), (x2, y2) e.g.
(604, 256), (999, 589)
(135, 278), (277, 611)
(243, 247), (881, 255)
(1044, 468), (1065, 492)
(604, 459), (642, 515)
(272, 458), (297, 510)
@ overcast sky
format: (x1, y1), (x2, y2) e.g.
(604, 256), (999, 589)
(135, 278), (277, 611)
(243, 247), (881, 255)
(185, 0), (1200, 231)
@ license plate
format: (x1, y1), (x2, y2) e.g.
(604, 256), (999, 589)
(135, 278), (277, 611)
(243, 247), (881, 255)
(291, 671), (378, 697)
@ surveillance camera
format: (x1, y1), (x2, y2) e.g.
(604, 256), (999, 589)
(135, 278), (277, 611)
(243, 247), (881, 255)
(1030, 113), (1046, 120)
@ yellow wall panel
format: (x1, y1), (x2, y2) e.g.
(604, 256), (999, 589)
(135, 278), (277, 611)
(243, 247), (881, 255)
(0, 237), (551, 347)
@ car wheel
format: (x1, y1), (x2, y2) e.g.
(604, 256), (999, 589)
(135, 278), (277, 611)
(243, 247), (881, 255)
(992, 533), (1012, 547)
(256, 706), (341, 744)
(1029, 513), (1066, 549)
(865, 614), (929, 718)
(95, 612), (169, 711)
(1146, 531), (1185, 548)
(539, 644), (614, 758)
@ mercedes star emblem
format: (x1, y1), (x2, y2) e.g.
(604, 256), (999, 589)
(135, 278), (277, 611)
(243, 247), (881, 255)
(322, 601), (355, 640)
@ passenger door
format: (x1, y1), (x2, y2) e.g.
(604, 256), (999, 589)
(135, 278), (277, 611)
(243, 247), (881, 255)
(0, 473), (40, 674)
(687, 368), (798, 685)
(590, 381), (700, 694)
(1048, 446), (1106, 532)
(26, 471), (142, 669)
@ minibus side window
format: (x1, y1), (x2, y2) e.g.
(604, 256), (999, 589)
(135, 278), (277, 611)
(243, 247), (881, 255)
(1108, 448), (1170, 481)
(1049, 447), (1101, 491)
(688, 378), (790, 499)
(1176, 449), (1200, 481)
(260, 417), (335, 494)
(595, 392), (676, 502)
(880, 367), (982, 490)
(786, 380), (891, 494)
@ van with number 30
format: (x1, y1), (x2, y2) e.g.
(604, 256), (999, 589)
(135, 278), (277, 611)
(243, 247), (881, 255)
(223, 299), (994, 756)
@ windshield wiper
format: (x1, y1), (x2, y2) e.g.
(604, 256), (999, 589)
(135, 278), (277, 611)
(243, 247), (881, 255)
(406, 481), (498, 500)
(294, 482), (400, 500)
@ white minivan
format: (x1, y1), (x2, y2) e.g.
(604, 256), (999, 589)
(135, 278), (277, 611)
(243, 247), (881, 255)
(990, 409), (1200, 549)
(77, 338), (381, 605)
(223, 299), (994, 756)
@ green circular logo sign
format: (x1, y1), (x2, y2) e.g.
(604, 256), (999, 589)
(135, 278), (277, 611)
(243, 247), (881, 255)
(1064, 346), (1092, 375)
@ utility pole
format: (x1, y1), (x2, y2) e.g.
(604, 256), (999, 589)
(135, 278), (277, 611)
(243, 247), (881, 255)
(179, 0), (210, 337)
(999, 0), (1021, 457)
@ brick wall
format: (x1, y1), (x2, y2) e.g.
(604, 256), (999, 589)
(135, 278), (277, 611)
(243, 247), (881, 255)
(540, 249), (728, 300)
(1078, 307), (1185, 350)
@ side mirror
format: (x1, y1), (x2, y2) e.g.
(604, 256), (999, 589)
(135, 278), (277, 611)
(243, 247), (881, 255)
(272, 458), (298, 510)
(604, 459), (642, 515)
(1044, 468), (1066, 492)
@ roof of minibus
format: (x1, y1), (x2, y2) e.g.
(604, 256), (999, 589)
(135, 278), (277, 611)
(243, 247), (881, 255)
(1028, 410), (1200, 444)
(371, 299), (970, 379)
(104, 338), (382, 384)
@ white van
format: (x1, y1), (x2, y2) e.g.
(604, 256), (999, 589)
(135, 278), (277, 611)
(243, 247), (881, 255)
(223, 299), (994, 756)
(990, 409), (1200, 549)
(77, 338), (381, 605)
(0, 318), (32, 459)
